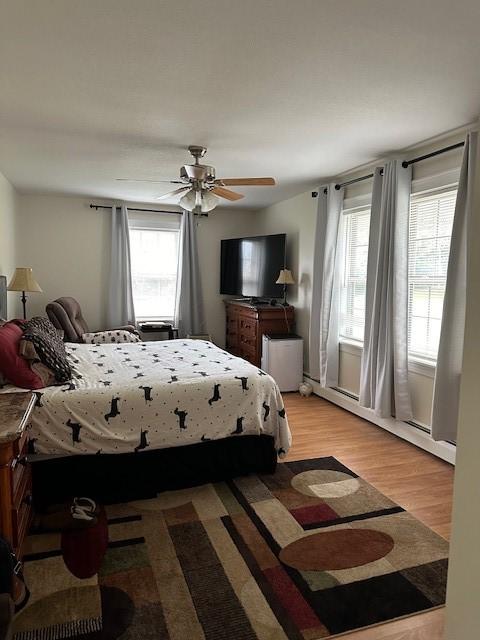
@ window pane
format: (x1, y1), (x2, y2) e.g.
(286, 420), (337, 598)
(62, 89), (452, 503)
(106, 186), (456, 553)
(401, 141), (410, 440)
(407, 189), (457, 360)
(129, 228), (179, 319)
(339, 208), (370, 341)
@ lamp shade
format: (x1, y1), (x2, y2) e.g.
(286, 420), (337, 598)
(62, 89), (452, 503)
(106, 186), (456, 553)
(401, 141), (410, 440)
(180, 188), (220, 213)
(200, 190), (219, 213)
(8, 268), (43, 293)
(179, 189), (198, 212)
(276, 269), (295, 285)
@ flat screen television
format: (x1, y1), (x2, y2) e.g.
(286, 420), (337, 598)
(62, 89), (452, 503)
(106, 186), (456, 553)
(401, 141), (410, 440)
(220, 233), (286, 298)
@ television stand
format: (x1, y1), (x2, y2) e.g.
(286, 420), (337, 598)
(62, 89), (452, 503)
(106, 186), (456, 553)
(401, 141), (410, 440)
(224, 300), (295, 367)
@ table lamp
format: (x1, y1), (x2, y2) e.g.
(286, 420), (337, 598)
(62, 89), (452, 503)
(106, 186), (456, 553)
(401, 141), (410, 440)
(276, 269), (295, 306)
(8, 268), (43, 320)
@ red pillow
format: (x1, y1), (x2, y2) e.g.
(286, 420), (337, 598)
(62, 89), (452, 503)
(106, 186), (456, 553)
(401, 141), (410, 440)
(0, 321), (44, 389)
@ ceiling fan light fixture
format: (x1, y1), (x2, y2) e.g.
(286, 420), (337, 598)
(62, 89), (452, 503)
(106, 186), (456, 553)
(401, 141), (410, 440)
(200, 190), (220, 213)
(180, 188), (219, 213)
(119, 147), (276, 207)
(179, 189), (198, 211)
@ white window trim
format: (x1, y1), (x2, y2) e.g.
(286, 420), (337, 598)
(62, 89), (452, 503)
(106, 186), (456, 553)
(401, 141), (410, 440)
(339, 204), (371, 343)
(128, 210), (181, 232)
(339, 338), (436, 379)
(411, 169), (460, 195)
(129, 212), (180, 322)
(407, 186), (458, 363)
(339, 337), (363, 357)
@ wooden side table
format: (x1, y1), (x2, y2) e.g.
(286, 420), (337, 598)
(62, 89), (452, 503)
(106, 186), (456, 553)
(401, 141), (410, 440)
(0, 392), (35, 559)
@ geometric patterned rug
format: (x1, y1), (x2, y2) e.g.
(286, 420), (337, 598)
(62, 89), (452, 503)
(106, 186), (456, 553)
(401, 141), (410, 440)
(14, 457), (449, 639)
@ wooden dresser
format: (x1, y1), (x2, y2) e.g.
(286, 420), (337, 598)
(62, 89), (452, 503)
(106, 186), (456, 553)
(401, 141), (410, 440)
(0, 393), (35, 558)
(225, 300), (295, 367)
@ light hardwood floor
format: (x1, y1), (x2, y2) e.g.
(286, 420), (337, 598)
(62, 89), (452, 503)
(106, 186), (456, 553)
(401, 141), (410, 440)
(283, 393), (454, 640)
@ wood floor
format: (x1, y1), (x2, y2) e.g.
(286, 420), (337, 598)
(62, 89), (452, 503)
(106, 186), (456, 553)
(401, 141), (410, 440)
(282, 393), (454, 640)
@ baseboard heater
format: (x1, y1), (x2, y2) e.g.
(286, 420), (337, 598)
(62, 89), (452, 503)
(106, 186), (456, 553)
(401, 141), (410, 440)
(303, 375), (455, 463)
(332, 386), (432, 435)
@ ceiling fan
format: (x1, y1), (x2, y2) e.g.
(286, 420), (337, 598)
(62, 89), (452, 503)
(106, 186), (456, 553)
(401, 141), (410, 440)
(117, 145), (276, 213)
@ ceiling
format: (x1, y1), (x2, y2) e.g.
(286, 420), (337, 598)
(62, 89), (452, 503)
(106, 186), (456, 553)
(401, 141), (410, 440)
(1, 0), (479, 210)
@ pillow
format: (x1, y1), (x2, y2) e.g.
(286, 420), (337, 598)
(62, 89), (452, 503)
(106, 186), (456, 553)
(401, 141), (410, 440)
(0, 321), (44, 389)
(21, 317), (72, 383)
(18, 339), (57, 387)
(82, 330), (141, 344)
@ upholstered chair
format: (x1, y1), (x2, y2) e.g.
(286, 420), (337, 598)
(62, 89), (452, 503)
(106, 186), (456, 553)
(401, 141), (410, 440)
(46, 297), (137, 343)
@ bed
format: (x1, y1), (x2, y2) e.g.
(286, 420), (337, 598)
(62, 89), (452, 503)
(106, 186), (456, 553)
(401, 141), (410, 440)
(25, 339), (291, 505)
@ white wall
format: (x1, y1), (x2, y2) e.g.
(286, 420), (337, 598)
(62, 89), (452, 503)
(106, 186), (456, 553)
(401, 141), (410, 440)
(0, 171), (19, 318)
(16, 195), (111, 330)
(253, 190), (318, 371)
(15, 194), (256, 343)
(444, 128), (480, 639)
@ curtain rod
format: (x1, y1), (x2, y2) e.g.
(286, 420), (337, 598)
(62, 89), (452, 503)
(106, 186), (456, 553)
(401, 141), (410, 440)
(312, 140), (465, 197)
(89, 204), (181, 215)
(401, 141), (465, 168)
(89, 204), (208, 217)
(334, 172), (376, 191)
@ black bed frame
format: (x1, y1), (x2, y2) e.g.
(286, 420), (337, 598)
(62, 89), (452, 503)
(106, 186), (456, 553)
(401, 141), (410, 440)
(32, 434), (277, 509)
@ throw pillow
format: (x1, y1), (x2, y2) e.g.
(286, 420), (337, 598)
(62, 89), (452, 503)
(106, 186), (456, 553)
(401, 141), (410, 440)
(82, 330), (141, 344)
(21, 317), (72, 383)
(0, 322), (44, 389)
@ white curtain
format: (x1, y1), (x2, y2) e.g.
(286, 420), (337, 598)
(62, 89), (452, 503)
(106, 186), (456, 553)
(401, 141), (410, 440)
(107, 204), (136, 327)
(308, 184), (344, 387)
(359, 161), (412, 420)
(175, 210), (205, 337)
(431, 132), (478, 442)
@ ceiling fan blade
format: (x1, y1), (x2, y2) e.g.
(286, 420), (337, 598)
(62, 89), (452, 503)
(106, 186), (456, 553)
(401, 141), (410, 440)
(156, 186), (191, 200)
(215, 177), (276, 186)
(116, 178), (185, 184)
(211, 186), (244, 201)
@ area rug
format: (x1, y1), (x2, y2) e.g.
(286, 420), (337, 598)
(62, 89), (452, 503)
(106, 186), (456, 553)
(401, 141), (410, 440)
(14, 456), (448, 639)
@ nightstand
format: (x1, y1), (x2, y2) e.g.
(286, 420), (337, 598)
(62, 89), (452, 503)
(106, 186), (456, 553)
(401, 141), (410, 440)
(0, 392), (35, 558)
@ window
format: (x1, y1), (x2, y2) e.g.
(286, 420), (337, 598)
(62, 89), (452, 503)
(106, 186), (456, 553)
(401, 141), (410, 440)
(339, 206), (370, 342)
(408, 188), (457, 361)
(129, 214), (180, 320)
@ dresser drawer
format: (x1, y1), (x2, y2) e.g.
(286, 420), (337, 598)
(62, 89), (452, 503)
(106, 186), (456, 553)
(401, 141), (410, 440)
(12, 466), (32, 549)
(239, 348), (257, 366)
(239, 333), (256, 351)
(239, 317), (256, 337)
(0, 392), (35, 557)
(12, 438), (29, 499)
(225, 301), (294, 369)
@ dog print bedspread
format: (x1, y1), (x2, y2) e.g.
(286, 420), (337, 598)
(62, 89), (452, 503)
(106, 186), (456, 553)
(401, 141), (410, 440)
(28, 340), (291, 457)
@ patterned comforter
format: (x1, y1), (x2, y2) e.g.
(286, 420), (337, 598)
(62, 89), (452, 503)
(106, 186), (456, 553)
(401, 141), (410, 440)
(28, 339), (291, 458)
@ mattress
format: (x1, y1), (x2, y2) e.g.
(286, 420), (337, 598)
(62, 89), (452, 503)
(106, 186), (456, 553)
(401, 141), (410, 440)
(26, 339), (291, 458)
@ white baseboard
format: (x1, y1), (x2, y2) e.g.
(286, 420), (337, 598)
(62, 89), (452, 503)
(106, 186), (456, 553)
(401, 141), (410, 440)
(304, 376), (456, 465)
